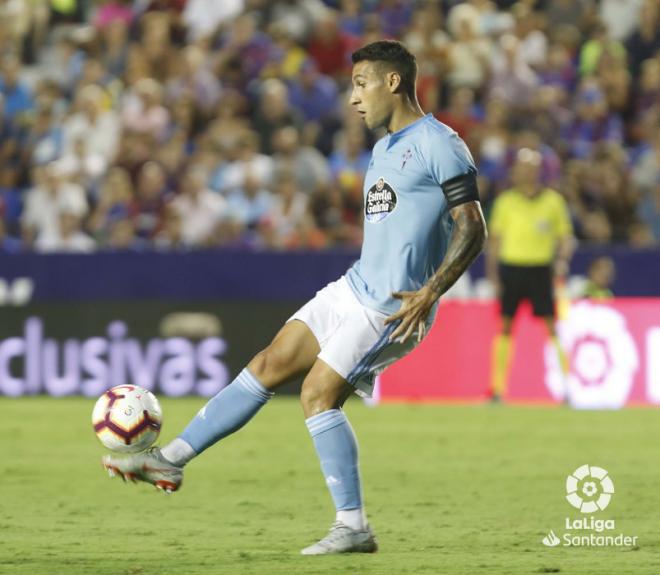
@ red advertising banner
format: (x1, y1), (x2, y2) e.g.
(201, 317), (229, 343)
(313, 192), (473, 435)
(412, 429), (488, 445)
(379, 299), (660, 409)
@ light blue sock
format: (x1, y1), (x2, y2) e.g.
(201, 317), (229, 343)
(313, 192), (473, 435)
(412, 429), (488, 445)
(180, 368), (273, 454)
(306, 409), (362, 511)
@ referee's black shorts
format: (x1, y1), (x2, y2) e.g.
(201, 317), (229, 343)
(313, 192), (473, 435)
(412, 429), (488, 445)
(499, 263), (554, 318)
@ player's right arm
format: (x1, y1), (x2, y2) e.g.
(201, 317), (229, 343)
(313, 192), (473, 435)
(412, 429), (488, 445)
(385, 134), (487, 343)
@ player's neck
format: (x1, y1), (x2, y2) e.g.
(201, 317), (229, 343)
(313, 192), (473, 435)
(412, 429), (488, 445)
(520, 184), (541, 198)
(387, 100), (425, 134)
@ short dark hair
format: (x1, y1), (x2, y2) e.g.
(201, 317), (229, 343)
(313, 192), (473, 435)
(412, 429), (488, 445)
(351, 40), (417, 101)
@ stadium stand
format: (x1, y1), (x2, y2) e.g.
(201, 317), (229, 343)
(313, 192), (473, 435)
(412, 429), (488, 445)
(0, 0), (658, 252)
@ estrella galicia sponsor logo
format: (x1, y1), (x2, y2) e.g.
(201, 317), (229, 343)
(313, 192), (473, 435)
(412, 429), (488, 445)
(365, 177), (397, 223)
(541, 464), (638, 548)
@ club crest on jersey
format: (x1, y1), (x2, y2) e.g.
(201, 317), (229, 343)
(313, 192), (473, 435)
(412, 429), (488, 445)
(365, 177), (397, 223)
(401, 148), (413, 170)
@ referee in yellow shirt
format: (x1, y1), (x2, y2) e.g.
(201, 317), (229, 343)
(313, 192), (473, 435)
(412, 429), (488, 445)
(486, 148), (574, 401)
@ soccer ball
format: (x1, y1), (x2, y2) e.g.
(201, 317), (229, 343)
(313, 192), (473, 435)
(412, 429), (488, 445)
(92, 385), (162, 452)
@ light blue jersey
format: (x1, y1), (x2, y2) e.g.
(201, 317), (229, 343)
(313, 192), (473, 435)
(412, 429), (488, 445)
(345, 113), (476, 315)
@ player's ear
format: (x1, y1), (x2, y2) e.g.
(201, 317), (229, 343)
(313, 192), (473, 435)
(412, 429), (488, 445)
(387, 71), (402, 94)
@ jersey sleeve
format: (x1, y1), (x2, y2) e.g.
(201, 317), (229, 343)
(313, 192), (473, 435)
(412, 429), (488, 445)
(489, 194), (507, 236)
(426, 131), (477, 186)
(553, 195), (573, 238)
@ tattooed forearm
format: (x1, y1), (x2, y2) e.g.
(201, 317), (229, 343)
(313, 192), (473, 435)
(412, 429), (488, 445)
(426, 201), (487, 297)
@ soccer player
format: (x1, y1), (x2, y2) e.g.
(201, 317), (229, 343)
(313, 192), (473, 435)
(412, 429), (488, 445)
(103, 41), (487, 554)
(486, 148), (574, 401)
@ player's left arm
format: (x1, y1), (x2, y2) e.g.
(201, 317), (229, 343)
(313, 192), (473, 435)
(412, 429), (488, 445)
(428, 200), (487, 295)
(555, 235), (575, 279)
(385, 198), (487, 344)
(554, 197), (576, 279)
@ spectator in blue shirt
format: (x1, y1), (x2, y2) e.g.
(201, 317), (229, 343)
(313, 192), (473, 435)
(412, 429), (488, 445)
(20, 107), (64, 168)
(0, 94), (22, 168)
(562, 80), (623, 160)
(287, 60), (339, 124)
(0, 201), (22, 253)
(338, 0), (365, 38)
(226, 173), (274, 229)
(328, 125), (371, 188)
(0, 166), (23, 237)
(0, 56), (34, 121)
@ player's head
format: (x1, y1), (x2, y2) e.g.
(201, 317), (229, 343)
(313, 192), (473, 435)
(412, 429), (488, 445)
(588, 256), (615, 287)
(350, 40), (418, 130)
(512, 147), (542, 195)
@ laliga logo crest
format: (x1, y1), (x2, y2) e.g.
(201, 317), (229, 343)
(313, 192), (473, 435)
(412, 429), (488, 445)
(566, 464), (614, 513)
(541, 464), (638, 548)
(545, 302), (638, 409)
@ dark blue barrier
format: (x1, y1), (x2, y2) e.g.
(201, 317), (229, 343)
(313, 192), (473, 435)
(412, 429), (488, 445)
(470, 246), (660, 297)
(0, 247), (658, 301)
(0, 250), (358, 301)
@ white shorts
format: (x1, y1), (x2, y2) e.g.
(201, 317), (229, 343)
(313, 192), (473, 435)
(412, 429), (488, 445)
(288, 276), (425, 398)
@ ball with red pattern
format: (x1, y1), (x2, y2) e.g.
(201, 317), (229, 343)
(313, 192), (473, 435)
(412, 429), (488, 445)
(92, 385), (162, 453)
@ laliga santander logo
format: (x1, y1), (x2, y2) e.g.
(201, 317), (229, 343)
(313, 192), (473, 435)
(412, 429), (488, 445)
(541, 464), (638, 548)
(566, 464), (614, 513)
(545, 302), (639, 409)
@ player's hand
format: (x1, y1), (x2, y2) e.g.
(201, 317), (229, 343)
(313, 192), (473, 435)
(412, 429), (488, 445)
(384, 286), (438, 344)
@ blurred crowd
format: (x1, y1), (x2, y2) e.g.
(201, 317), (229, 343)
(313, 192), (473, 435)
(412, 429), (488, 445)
(0, 0), (659, 253)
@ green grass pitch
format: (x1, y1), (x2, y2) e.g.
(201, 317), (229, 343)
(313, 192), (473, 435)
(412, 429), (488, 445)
(1, 397), (659, 575)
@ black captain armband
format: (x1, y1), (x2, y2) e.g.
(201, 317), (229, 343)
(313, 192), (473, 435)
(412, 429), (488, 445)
(441, 172), (480, 210)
